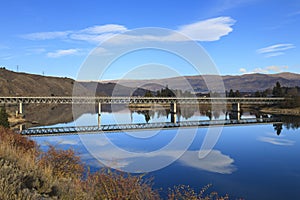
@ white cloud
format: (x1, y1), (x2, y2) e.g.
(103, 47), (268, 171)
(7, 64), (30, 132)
(177, 17), (236, 41)
(70, 33), (116, 43)
(240, 65), (289, 74)
(239, 68), (247, 73)
(265, 65), (287, 72)
(47, 48), (79, 58)
(264, 52), (285, 58)
(258, 136), (295, 146)
(21, 17), (235, 44)
(257, 43), (295, 57)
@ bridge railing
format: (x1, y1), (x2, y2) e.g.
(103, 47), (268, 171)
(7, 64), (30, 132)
(0, 96), (286, 104)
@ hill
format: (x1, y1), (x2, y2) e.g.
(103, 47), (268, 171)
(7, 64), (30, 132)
(0, 68), (150, 96)
(1, 68), (300, 96)
(0, 68), (78, 96)
(107, 72), (300, 93)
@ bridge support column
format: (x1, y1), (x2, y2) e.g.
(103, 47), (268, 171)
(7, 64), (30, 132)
(19, 124), (25, 132)
(232, 103), (241, 120)
(170, 102), (177, 123)
(98, 102), (101, 128)
(18, 102), (23, 116)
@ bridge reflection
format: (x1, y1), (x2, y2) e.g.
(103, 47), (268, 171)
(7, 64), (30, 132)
(20, 117), (282, 136)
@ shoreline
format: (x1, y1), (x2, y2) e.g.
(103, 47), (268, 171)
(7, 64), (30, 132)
(260, 107), (300, 116)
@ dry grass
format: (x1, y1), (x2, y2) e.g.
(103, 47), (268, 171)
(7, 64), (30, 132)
(0, 126), (230, 200)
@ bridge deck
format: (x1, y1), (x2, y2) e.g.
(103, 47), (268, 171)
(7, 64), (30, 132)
(20, 118), (281, 136)
(0, 96), (286, 104)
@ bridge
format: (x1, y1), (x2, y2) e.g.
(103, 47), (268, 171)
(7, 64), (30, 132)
(0, 96), (286, 105)
(20, 118), (282, 136)
(0, 96), (285, 124)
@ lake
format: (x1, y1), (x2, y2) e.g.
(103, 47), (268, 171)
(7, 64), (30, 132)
(31, 107), (300, 199)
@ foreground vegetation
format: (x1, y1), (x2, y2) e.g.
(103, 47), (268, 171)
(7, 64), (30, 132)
(0, 127), (230, 200)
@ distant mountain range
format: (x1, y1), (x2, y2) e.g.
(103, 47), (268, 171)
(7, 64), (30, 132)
(106, 72), (300, 93)
(1, 68), (300, 96)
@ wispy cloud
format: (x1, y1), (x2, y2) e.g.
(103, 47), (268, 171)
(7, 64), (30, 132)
(47, 48), (80, 58)
(212, 0), (258, 15)
(22, 31), (69, 40)
(26, 48), (46, 55)
(21, 17), (235, 44)
(288, 10), (300, 17)
(0, 44), (9, 49)
(258, 136), (295, 146)
(22, 24), (128, 44)
(0, 54), (14, 60)
(79, 24), (127, 34)
(257, 43), (295, 57)
(239, 65), (289, 74)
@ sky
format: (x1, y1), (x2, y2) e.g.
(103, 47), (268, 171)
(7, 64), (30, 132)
(0, 0), (299, 80)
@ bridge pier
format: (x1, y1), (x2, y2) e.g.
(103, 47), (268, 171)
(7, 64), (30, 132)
(16, 102), (23, 117)
(232, 102), (241, 120)
(19, 124), (25, 131)
(98, 102), (101, 128)
(19, 102), (23, 114)
(170, 102), (177, 123)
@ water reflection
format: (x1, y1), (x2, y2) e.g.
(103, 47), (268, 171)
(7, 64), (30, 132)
(273, 123), (283, 135)
(258, 136), (295, 146)
(36, 131), (236, 174)
(179, 150), (236, 174)
(279, 115), (300, 130)
(30, 108), (300, 199)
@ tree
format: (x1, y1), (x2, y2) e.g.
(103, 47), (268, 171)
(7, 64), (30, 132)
(254, 91), (261, 97)
(144, 90), (153, 97)
(235, 90), (241, 97)
(272, 81), (283, 97)
(228, 89), (235, 97)
(0, 106), (9, 128)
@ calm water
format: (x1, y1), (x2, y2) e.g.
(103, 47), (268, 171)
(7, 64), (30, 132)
(31, 109), (300, 199)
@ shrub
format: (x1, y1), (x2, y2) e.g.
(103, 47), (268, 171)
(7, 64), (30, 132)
(83, 169), (160, 199)
(38, 146), (84, 179)
(0, 106), (9, 128)
(168, 184), (230, 200)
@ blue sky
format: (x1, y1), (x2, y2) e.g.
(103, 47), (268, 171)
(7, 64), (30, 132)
(0, 0), (299, 79)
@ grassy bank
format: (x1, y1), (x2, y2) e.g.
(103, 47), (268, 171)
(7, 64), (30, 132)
(260, 107), (300, 116)
(0, 127), (229, 200)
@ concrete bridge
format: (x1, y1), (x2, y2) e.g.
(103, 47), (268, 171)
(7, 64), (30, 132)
(0, 96), (285, 124)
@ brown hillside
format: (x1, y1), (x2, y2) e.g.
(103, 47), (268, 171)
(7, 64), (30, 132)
(0, 68), (75, 96)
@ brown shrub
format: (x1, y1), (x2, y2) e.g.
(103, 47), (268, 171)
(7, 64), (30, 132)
(168, 184), (229, 200)
(0, 126), (37, 153)
(82, 169), (160, 200)
(38, 145), (84, 179)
